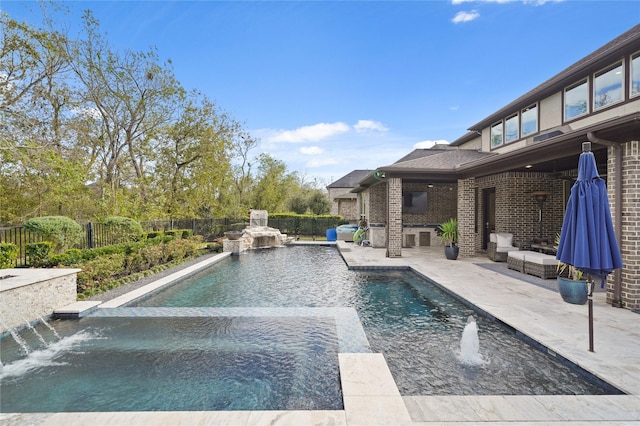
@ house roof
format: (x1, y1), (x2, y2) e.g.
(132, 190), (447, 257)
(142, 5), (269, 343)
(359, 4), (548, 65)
(386, 148), (494, 171)
(457, 23), (640, 136)
(326, 169), (374, 189)
(352, 111), (640, 192)
(353, 148), (494, 189)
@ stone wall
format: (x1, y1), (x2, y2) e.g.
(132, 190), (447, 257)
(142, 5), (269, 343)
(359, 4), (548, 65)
(0, 269), (79, 333)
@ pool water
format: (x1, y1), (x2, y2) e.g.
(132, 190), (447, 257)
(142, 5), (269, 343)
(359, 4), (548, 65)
(1, 316), (342, 412)
(133, 246), (614, 396)
(1, 246), (618, 413)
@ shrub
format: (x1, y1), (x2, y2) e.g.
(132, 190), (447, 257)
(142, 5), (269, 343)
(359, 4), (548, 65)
(25, 242), (54, 267)
(0, 243), (18, 268)
(146, 231), (163, 239)
(23, 216), (83, 253)
(76, 253), (126, 293)
(103, 216), (144, 243)
(49, 248), (86, 266)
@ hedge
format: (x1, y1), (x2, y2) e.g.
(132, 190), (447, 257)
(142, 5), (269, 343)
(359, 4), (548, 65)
(23, 216), (83, 253)
(0, 243), (18, 269)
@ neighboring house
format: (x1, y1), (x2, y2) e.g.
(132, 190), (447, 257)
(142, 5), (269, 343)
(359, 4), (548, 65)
(326, 170), (372, 222)
(351, 24), (640, 310)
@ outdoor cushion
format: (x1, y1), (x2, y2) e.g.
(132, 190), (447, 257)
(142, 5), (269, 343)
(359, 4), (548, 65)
(496, 246), (519, 253)
(525, 252), (557, 265)
(496, 233), (514, 248)
(508, 251), (528, 261)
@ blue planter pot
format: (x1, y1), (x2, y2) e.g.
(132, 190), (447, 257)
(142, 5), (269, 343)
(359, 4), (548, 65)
(557, 277), (588, 305)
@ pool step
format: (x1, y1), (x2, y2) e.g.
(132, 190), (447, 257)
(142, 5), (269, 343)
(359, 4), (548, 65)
(53, 301), (102, 319)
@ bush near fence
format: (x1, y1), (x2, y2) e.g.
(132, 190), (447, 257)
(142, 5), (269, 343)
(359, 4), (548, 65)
(0, 214), (345, 267)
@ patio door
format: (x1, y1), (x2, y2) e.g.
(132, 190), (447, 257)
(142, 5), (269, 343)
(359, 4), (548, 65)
(482, 188), (496, 250)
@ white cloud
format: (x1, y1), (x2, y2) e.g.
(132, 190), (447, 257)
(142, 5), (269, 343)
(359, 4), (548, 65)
(268, 122), (350, 143)
(354, 119), (389, 133)
(300, 146), (324, 155)
(452, 10), (480, 23)
(414, 139), (450, 149)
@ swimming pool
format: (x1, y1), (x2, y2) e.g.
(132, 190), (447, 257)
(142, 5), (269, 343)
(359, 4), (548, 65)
(133, 246), (613, 396)
(0, 246), (618, 413)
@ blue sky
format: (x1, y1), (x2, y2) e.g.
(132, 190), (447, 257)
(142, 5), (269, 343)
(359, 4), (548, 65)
(3, 1), (639, 185)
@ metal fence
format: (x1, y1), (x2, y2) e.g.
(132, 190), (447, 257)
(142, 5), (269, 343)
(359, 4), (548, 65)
(0, 217), (344, 267)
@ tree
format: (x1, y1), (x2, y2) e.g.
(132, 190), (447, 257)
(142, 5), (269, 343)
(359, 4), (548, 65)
(308, 190), (331, 215)
(67, 11), (182, 209)
(152, 91), (237, 218)
(252, 154), (295, 213)
(0, 9), (69, 113)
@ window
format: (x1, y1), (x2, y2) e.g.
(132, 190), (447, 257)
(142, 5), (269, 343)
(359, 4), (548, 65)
(565, 79), (589, 120)
(521, 104), (537, 136)
(505, 114), (519, 143)
(594, 61), (623, 110)
(631, 52), (640, 97)
(490, 121), (503, 148)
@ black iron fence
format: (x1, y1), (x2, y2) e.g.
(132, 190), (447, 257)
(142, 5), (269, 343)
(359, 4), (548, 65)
(1, 216), (344, 267)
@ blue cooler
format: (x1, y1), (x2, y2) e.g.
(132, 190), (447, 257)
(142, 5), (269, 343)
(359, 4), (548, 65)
(326, 228), (337, 241)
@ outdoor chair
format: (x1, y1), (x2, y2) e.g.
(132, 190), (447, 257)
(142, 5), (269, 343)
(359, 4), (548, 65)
(487, 232), (519, 262)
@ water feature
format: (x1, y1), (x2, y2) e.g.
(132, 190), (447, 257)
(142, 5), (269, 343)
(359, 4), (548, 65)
(458, 315), (485, 366)
(1, 246), (619, 413)
(224, 210), (294, 252)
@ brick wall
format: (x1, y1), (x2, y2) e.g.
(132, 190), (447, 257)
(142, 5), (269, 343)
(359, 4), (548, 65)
(338, 199), (358, 222)
(476, 172), (565, 250)
(402, 182), (457, 225)
(615, 140), (640, 310)
(387, 178), (402, 257)
(457, 178), (476, 257)
(368, 183), (387, 225)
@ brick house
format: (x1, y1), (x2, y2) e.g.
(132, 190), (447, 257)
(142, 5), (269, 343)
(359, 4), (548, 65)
(326, 170), (372, 223)
(351, 24), (640, 310)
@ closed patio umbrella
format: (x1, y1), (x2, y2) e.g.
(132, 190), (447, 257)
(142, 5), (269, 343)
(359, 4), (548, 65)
(556, 141), (622, 351)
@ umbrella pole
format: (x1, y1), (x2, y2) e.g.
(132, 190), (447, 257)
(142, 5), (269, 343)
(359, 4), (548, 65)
(588, 277), (594, 352)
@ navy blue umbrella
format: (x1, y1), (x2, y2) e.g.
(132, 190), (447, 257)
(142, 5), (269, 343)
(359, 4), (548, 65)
(556, 142), (622, 352)
(556, 143), (622, 281)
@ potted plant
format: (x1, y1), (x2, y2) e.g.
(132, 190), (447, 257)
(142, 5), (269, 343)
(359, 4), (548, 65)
(438, 218), (459, 260)
(555, 232), (588, 305)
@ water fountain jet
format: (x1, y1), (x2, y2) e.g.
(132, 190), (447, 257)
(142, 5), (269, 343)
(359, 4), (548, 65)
(458, 315), (485, 366)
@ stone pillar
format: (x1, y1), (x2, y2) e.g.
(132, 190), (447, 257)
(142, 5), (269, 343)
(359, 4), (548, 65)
(386, 177), (402, 257)
(457, 177), (476, 257)
(223, 239), (245, 255)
